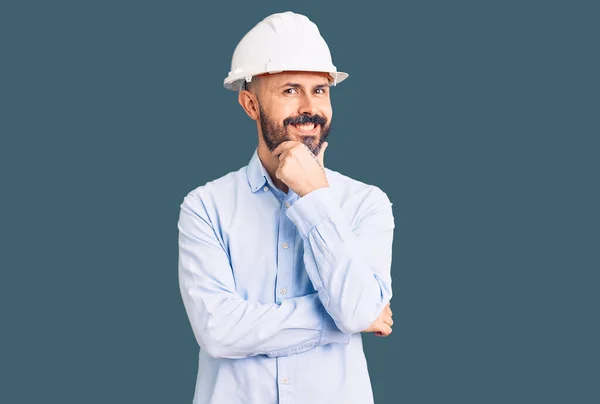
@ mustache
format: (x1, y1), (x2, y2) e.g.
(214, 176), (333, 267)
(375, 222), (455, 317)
(284, 114), (327, 127)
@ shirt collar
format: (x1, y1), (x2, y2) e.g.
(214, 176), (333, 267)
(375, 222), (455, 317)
(246, 146), (334, 193)
(246, 147), (270, 193)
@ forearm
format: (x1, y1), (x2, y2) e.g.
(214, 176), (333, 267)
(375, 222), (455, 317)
(300, 243), (392, 334)
(179, 244), (349, 360)
(287, 186), (394, 334)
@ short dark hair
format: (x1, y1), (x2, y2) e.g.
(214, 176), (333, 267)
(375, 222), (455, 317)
(243, 76), (262, 94)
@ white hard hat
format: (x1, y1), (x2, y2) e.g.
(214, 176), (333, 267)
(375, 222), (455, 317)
(224, 11), (349, 92)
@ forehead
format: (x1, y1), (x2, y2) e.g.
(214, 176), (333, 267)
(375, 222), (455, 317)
(259, 71), (332, 88)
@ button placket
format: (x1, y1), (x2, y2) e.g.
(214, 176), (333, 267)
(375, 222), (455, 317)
(276, 199), (295, 304)
(275, 203), (295, 403)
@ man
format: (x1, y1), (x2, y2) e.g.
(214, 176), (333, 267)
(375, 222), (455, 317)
(178, 11), (395, 404)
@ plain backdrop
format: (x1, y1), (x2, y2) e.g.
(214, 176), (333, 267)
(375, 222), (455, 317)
(1, 1), (598, 403)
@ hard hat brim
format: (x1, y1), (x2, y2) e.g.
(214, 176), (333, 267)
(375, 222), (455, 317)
(224, 70), (349, 92)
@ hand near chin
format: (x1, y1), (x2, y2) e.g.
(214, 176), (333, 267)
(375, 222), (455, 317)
(271, 141), (329, 197)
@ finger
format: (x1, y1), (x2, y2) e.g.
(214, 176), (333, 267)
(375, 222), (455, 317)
(374, 331), (383, 337)
(271, 141), (301, 159)
(316, 142), (328, 166)
(383, 315), (393, 327)
(381, 324), (393, 337)
(385, 305), (392, 316)
(276, 149), (291, 162)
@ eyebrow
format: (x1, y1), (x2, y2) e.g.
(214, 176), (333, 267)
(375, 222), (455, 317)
(281, 82), (329, 90)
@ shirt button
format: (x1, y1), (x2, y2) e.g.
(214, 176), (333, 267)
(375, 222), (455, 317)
(263, 186), (269, 192)
(282, 242), (289, 249)
(281, 377), (289, 385)
(285, 201), (291, 208)
(280, 287), (287, 295)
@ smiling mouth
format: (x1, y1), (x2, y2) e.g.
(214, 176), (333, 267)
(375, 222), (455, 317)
(290, 123), (319, 134)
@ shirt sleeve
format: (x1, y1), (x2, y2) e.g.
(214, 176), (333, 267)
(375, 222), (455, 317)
(178, 191), (350, 360)
(285, 185), (395, 335)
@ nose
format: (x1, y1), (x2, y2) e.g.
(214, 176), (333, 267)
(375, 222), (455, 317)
(298, 94), (317, 116)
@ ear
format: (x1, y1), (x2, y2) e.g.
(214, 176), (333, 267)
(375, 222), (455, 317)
(238, 90), (259, 121)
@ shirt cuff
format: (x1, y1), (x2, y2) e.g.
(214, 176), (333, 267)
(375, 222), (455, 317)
(286, 186), (338, 238)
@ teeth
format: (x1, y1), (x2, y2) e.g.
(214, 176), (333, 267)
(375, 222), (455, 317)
(295, 123), (315, 131)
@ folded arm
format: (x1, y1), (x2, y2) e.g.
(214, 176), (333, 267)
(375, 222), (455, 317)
(178, 191), (349, 360)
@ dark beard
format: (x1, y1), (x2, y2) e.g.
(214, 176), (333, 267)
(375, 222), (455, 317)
(258, 102), (330, 156)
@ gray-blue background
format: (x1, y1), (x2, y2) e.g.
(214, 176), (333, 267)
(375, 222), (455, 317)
(1, 1), (598, 403)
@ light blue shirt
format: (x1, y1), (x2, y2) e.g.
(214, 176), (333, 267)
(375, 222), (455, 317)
(178, 147), (395, 404)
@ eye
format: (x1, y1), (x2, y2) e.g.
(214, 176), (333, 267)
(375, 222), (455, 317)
(315, 88), (326, 95)
(284, 88), (298, 94)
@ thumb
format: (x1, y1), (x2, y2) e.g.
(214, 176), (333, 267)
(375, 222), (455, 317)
(317, 142), (328, 167)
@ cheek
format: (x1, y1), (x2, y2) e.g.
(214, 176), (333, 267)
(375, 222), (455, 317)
(270, 100), (296, 122)
(322, 105), (333, 122)
(317, 99), (332, 117)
